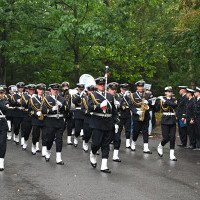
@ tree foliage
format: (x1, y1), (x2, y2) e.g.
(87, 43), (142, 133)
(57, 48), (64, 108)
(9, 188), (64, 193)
(0, 0), (200, 93)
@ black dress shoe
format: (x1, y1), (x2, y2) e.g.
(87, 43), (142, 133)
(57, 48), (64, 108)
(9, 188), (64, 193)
(177, 144), (186, 147)
(90, 162), (97, 168)
(158, 153), (163, 157)
(36, 150), (41, 153)
(113, 159), (121, 162)
(170, 158), (177, 161)
(126, 146), (131, 149)
(74, 144), (78, 148)
(193, 148), (200, 151)
(32, 152), (36, 155)
(0, 168), (4, 171)
(143, 151), (152, 154)
(15, 142), (19, 145)
(185, 146), (195, 149)
(45, 157), (50, 162)
(67, 143), (73, 145)
(57, 161), (64, 165)
(131, 148), (135, 152)
(96, 152), (100, 155)
(22, 148), (26, 151)
(83, 149), (88, 153)
(101, 169), (111, 173)
(7, 139), (11, 141)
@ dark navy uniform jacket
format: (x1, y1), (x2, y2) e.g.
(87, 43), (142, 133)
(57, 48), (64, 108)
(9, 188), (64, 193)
(176, 94), (187, 120)
(87, 91), (119, 131)
(156, 97), (177, 125)
(42, 95), (69, 128)
(129, 91), (151, 121)
(116, 93), (131, 119)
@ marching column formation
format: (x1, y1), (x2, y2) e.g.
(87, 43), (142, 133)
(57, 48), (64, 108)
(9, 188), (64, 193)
(1, 78), (200, 173)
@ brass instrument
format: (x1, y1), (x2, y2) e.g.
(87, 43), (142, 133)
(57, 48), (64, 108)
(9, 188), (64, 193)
(38, 96), (44, 120)
(139, 90), (149, 122)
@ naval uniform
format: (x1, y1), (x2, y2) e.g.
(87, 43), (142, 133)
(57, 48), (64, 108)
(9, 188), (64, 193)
(21, 93), (32, 143)
(156, 97), (177, 149)
(11, 92), (25, 143)
(72, 92), (84, 139)
(3, 94), (14, 138)
(129, 91), (151, 143)
(61, 91), (74, 141)
(88, 91), (119, 159)
(30, 95), (47, 148)
(0, 101), (9, 159)
(42, 95), (68, 153)
(194, 97), (200, 148)
(183, 97), (196, 148)
(81, 95), (92, 144)
(116, 92), (131, 148)
(177, 94), (188, 146)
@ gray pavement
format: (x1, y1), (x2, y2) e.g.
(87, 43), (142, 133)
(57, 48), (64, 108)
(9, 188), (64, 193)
(0, 134), (200, 200)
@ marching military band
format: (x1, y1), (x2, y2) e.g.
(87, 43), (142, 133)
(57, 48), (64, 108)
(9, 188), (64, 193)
(0, 77), (200, 173)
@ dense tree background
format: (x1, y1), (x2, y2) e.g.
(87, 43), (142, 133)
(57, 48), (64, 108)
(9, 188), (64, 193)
(0, 0), (200, 95)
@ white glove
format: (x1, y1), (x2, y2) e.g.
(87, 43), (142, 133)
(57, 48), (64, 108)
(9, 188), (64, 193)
(80, 91), (85, 97)
(52, 105), (58, 111)
(158, 96), (166, 103)
(151, 98), (156, 105)
(124, 91), (129, 96)
(115, 124), (119, 133)
(100, 100), (107, 109)
(137, 111), (143, 116)
(144, 100), (149, 105)
(114, 100), (120, 107)
(17, 99), (21, 103)
(56, 100), (62, 107)
(36, 111), (42, 116)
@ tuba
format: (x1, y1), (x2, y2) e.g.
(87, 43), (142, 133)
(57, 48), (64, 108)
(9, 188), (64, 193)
(139, 90), (149, 121)
(79, 74), (96, 88)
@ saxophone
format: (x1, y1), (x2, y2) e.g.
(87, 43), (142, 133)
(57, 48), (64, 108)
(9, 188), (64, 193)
(139, 90), (149, 121)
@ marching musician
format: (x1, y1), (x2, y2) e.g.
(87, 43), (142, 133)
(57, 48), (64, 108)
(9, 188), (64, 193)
(156, 86), (178, 161)
(29, 83), (47, 156)
(72, 83), (85, 147)
(11, 82), (25, 145)
(42, 83), (69, 165)
(81, 85), (95, 152)
(117, 83), (131, 149)
(107, 82), (122, 162)
(21, 84), (36, 151)
(0, 87), (9, 171)
(129, 80), (152, 153)
(88, 77), (119, 173)
(61, 81), (74, 145)
(5, 85), (16, 141)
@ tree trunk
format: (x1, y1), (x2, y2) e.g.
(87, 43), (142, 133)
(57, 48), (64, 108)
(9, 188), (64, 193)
(0, 24), (7, 84)
(74, 7), (80, 84)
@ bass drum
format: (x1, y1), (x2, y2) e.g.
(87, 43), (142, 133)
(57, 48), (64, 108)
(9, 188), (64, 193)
(79, 74), (96, 88)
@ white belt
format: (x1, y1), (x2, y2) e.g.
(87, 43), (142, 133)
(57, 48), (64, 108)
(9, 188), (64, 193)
(76, 107), (81, 110)
(163, 112), (175, 116)
(0, 115), (6, 118)
(92, 112), (112, 118)
(8, 107), (15, 109)
(17, 107), (24, 110)
(47, 114), (64, 118)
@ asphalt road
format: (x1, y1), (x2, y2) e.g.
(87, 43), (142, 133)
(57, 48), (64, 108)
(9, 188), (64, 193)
(0, 134), (200, 200)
